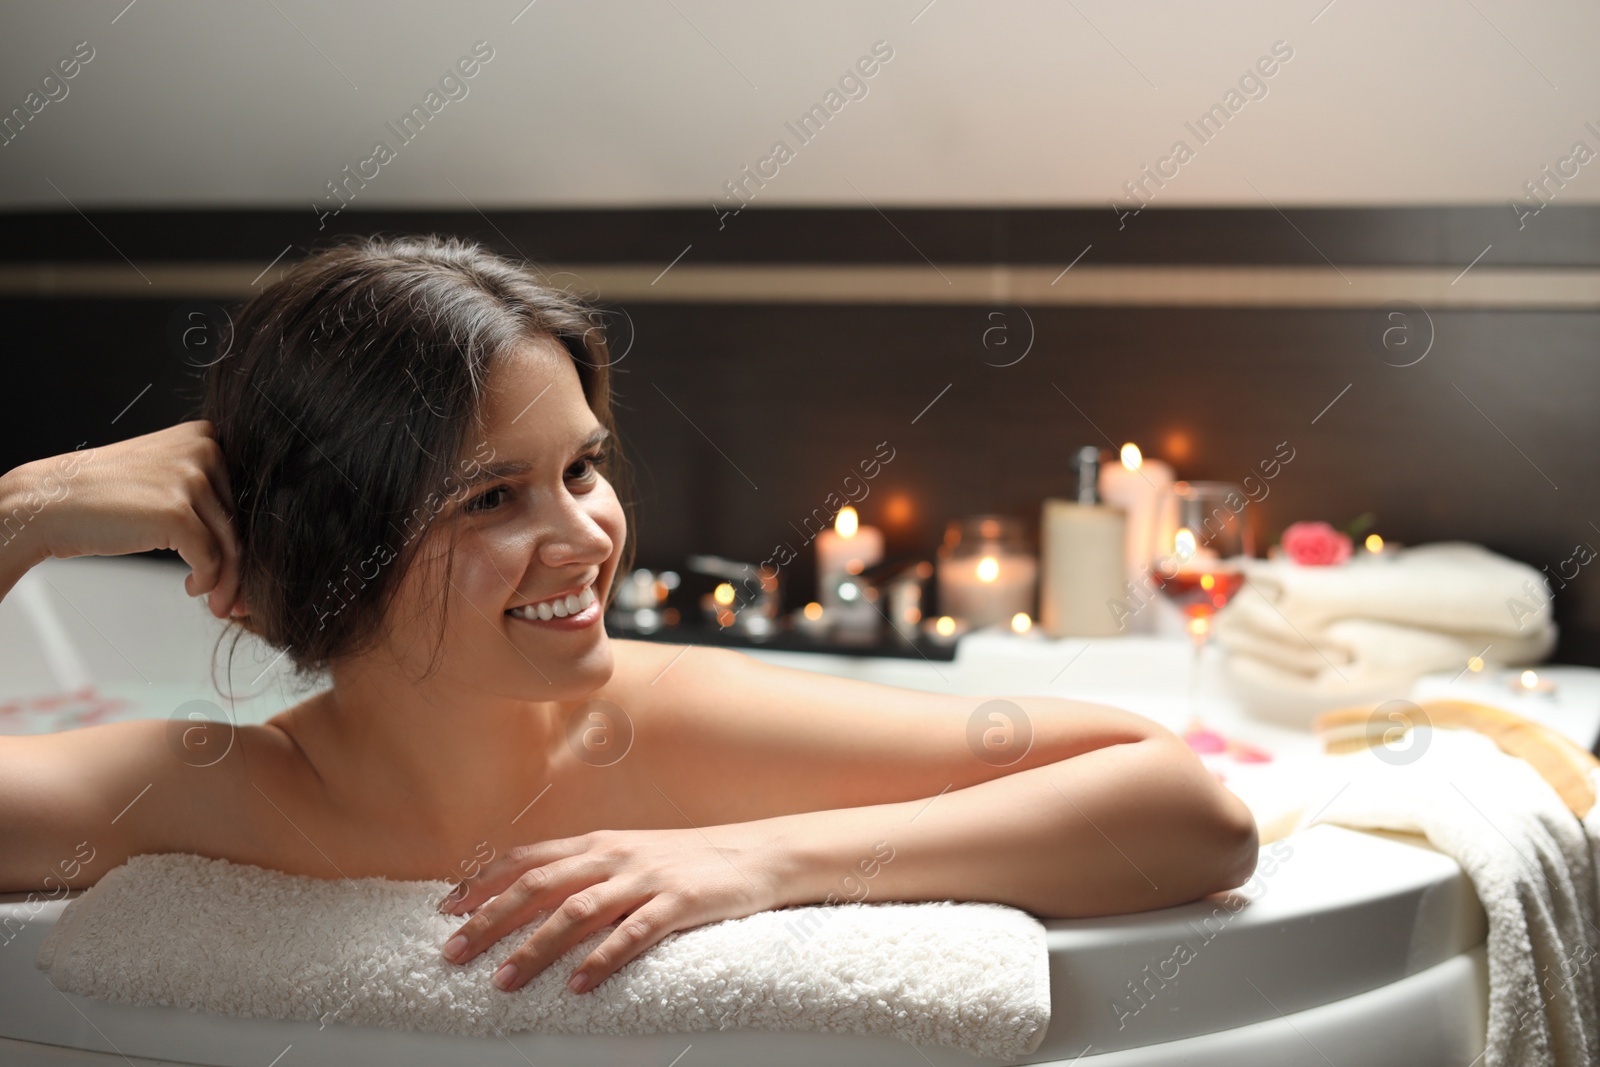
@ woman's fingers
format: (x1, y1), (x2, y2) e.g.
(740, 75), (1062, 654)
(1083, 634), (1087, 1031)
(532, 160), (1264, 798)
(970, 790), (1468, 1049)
(566, 895), (682, 993)
(440, 837), (578, 916)
(189, 422), (234, 510)
(490, 882), (645, 993)
(187, 424), (244, 620)
(440, 852), (605, 964)
(186, 482), (241, 619)
(436, 826), (773, 996)
(166, 502), (224, 601)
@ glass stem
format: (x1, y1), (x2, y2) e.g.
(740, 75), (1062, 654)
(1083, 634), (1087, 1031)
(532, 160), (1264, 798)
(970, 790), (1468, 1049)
(1186, 631), (1207, 732)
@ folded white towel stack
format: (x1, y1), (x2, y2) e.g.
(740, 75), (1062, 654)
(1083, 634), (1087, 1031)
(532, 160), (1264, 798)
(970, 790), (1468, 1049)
(1215, 542), (1557, 723)
(35, 853), (1051, 1060)
(1298, 728), (1600, 1067)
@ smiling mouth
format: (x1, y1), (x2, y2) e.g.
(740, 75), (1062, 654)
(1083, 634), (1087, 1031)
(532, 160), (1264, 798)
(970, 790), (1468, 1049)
(505, 582), (598, 622)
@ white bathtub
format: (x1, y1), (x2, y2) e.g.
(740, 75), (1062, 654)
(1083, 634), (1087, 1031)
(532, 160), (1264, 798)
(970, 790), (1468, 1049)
(1, 822), (1488, 1066)
(4, 555), (1581, 1065)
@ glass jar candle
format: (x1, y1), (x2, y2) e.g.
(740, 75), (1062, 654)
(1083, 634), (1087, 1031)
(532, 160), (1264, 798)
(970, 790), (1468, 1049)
(936, 515), (1038, 631)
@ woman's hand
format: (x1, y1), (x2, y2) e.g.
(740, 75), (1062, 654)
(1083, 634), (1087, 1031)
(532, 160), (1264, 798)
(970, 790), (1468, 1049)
(437, 826), (790, 994)
(0, 421), (245, 619)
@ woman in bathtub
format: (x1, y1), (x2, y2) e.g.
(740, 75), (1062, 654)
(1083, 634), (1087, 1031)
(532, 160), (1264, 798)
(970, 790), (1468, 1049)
(0, 236), (1257, 996)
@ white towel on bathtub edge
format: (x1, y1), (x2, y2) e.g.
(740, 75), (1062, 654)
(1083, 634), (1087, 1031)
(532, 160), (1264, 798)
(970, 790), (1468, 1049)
(35, 852), (1051, 1060)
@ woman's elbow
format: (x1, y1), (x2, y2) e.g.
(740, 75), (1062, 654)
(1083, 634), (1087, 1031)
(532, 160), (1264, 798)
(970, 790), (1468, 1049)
(1140, 737), (1261, 906)
(1044, 732), (1262, 916)
(1205, 786), (1261, 894)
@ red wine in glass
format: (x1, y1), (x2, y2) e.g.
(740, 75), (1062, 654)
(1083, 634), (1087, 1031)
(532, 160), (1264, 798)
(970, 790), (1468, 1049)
(1152, 568), (1246, 633)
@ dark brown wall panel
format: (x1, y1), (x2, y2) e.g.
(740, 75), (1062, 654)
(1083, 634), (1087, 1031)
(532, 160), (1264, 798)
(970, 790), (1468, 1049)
(1, 206), (1596, 662)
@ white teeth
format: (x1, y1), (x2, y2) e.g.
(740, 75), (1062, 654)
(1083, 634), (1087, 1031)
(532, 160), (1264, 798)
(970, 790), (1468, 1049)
(509, 582), (595, 621)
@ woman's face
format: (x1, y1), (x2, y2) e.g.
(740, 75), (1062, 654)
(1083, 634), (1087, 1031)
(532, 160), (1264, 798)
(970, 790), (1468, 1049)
(379, 337), (625, 702)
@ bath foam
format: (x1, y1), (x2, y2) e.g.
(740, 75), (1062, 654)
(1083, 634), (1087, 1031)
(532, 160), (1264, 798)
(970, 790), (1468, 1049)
(35, 852), (1051, 1059)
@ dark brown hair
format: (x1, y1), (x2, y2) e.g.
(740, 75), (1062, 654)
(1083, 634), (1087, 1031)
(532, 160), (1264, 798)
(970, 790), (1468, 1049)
(203, 234), (632, 680)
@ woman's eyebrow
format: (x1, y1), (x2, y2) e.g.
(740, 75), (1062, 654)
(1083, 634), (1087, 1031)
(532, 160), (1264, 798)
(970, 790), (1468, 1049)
(462, 428), (609, 486)
(465, 460), (532, 487)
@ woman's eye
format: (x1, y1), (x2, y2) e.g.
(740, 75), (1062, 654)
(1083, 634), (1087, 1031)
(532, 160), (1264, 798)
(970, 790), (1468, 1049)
(567, 450), (608, 482)
(464, 485), (509, 513)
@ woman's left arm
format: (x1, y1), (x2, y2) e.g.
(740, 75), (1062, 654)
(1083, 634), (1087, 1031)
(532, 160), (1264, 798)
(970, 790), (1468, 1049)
(761, 729), (1258, 918)
(439, 667), (1257, 994)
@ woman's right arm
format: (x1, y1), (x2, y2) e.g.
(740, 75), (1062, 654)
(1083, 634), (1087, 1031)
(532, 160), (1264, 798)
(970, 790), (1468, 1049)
(0, 421), (249, 893)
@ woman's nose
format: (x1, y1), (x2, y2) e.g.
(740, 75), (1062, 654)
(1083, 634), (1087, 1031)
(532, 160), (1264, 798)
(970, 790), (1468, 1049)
(537, 503), (613, 568)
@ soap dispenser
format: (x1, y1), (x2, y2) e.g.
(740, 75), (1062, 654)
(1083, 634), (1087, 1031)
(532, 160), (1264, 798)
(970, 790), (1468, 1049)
(1039, 446), (1128, 638)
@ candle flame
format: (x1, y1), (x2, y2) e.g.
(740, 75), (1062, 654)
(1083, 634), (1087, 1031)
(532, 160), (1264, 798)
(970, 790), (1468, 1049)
(835, 506), (859, 537)
(1366, 533), (1384, 553)
(1010, 612), (1032, 634)
(935, 615), (956, 636)
(1200, 573), (1215, 591)
(1521, 670), (1539, 688)
(1467, 656), (1484, 672)
(976, 555), (1000, 583)
(803, 601), (823, 620)
(1120, 443), (1143, 471)
(713, 582), (736, 606)
(1174, 527), (1197, 559)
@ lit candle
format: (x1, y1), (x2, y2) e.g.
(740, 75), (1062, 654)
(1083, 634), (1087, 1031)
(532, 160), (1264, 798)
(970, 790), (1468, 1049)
(793, 600), (829, 636)
(1357, 532), (1401, 561)
(938, 550), (1038, 630)
(1173, 525), (1219, 567)
(815, 505), (884, 616)
(1512, 669), (1558, 698)
(922, 614), (969, 645)
(1099, 443), (1177, 588)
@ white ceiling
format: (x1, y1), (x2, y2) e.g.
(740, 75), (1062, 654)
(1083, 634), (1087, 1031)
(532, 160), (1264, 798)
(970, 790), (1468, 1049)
(1, 0), (1597, 208)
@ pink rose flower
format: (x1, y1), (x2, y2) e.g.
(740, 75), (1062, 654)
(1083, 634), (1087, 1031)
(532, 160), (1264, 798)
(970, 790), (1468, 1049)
(1281, 521), (1353, 566)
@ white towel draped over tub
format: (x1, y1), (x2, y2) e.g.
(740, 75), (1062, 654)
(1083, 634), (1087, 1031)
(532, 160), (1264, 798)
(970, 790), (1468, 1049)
(1295, 728), (1600, 1067)
(35, 853), (1051, 1060)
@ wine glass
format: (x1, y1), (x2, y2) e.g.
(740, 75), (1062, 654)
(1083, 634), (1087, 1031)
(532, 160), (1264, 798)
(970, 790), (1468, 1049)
(1152, 481), (1253, 735)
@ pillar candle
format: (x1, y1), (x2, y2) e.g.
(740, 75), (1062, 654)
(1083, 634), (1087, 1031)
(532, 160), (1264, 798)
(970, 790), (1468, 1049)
(815, 506), (884, 614)
(1099, 443), (1176, 584)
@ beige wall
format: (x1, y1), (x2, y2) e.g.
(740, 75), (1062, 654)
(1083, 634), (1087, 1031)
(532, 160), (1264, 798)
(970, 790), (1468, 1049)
(0, 0), (1596, 209)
